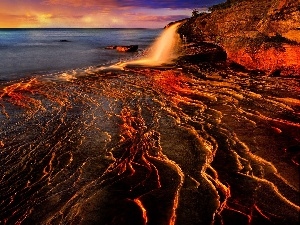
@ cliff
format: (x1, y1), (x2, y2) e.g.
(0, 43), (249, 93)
(178, 0), (300, 76)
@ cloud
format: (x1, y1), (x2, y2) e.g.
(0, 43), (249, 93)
(0, 13), (40, 27)
(39, 1), (194, 27)
(43, 0), (117, 7)
(116, 0), (225, 9)
(1, 0), (223, 28)
(116, 0), (196, 9)
(43, 0), (223, 9)
(127, 13), (187, 22)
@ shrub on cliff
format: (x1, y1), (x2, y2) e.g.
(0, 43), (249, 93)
(208, 0), (249, 11)
(192, 9), (200, 17)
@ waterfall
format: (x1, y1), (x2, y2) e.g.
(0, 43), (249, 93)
(112, 22), (182, 69)
(143, 22), (182, 65)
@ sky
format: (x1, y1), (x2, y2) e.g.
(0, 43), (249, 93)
(0, 0), (225, 28)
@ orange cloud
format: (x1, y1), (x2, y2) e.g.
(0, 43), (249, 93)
(43, 0), (118, 7)
(126, 13), (188, 22)
(0, 14), (22, 28)
(0, 1), (193, 28)
(0, 13), (39, 28)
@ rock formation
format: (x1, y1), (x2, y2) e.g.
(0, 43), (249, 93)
(105, 45), (139, 52)
(178, 0), (300, 76)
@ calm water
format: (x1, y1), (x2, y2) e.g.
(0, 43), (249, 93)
(0, 28), (161, 81)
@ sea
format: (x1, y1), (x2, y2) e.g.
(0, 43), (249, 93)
(0, 27), (299, 225)
(0, 28), (161, 81)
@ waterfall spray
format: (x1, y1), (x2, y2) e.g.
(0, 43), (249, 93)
(110, 23), (182, 69)
(143, 22), (182, 65)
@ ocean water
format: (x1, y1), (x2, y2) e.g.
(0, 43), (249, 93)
(0, 26), (299, 225)
(0, 28), (161, 81)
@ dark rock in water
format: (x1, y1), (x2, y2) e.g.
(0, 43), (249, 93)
(59, 40), (71, 42)
(105, 46), (117, 50)
(116, 45), (138, 52)
(105, 45), (138, 52)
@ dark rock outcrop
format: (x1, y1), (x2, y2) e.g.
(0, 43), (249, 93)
(178, 0), (300, 76)
(178, 42), (227, 64)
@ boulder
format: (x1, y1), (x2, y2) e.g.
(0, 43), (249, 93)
(116, 45), (138, 52)
(105, 45), (138, 52)
(178, 42), (227, 63)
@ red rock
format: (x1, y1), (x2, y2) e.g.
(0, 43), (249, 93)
(226, 44), (300, 76)
(178, 0), (300, 76)
(105, 45), (138, 52)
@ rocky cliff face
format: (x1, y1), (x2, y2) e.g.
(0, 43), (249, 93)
(179, 0), (300, 76)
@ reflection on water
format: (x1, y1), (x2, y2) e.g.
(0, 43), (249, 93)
(0, 28), (161, 81)
(0, 65), (299, 224)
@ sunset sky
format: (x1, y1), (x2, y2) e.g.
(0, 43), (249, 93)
(0, 0), (224, 28)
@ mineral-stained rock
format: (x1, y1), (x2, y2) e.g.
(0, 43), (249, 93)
(105, 45), (138, 52)
(178, 0), (300, 76)
(227, 43), (300, 76)
(116, 45), (138, 52)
